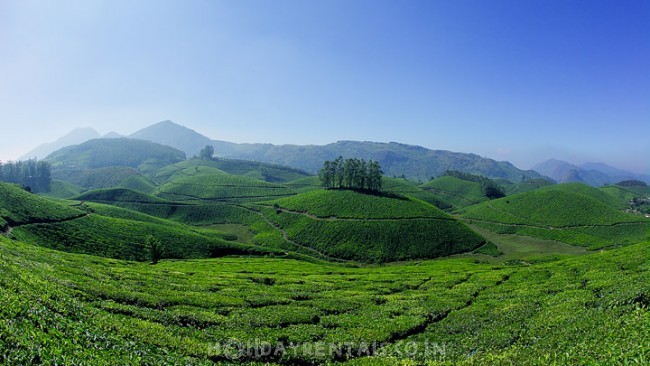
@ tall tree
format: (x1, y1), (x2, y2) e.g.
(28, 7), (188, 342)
(199, 145), (214, 160)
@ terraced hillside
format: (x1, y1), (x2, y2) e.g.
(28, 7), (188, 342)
(0, 235), (647, 364)
(156, 174), (296, 202)
(420, 176), (489, 210)
(461, 188), (650, 249)
(153, 158), (310, 184)
(0, 182), (282, 261)
(255, 189), (486, 262)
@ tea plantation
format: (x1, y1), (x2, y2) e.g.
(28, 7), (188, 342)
(0, 235), (648, 365)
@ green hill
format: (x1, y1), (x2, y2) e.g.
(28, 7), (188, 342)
(153, 158), (310, 184)
(461, 189), (650, 249)
(53, 167), (157, 193)
(257, 189), (486, 262)
(501, 178), (555, 195)
(382, 177), (453, 210)
(74, 188), (170, 204)
(538, 182), (624, 209)
(41, 179), (85, 199)
(420, 176), (489, 209)
(0, 182), (281, 261)
(46, 138), (186, 172)
(156, 173), (296, 202)
(285, 176), (323, 193)
(0, 183), (84, 230)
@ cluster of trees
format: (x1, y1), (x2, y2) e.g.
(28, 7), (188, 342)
(318, 157), (383, 192)
(0, 159), (51, 192)
(616, 180), (647, 187)
(441, 170), (505, 199)
(199, 145), (214, 160)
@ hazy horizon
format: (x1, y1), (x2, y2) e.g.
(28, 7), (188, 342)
(1, 1), (648, 174)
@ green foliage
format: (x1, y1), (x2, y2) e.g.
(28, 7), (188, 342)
(461, 189), (650, 249)
(273, 189), (451, 219)
(472, 241), (503, 257)
(153, 158), (310, 185)
(199, 145), (214, 160)
(156, 173), (296, 202)
(41, 179), (85, 199)
(0, 236), (648, 364)
(420, 176), (489, 210)
(262, 190), (485, 262)
(616, 179), (648, 187)
(52, 166), (157, 192)
(319, 157), (383, 191)
(0, 158), (51, 192)
(146, 235), (163, 264)
(0, 182), (83, 228)
(74, 188), (169, 204)
(441, 170), (505, 199)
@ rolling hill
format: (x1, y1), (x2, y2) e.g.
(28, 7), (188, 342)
(45, 138), (186, 173)
(156, 173), (296, 202)
(255, 189), (486, 262)
(460, 188), (650, 249)
(419, 176), (490, 210)
(0, 182), (281, 261)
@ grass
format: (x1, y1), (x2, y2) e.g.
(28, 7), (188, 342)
(0, 235), (648, 364)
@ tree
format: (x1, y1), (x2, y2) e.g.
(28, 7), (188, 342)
(199, 145), (214, 160)
(146, 235), (163, 264)
(318, 158), (383, 192)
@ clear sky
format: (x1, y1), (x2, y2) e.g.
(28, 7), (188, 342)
(1, 0), (648, 173)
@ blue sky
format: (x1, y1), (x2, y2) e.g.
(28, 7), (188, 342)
(1, 0), (648, 173)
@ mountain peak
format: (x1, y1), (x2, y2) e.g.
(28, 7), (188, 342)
(129, 120), (213, 157)
(19, 127), (101, 160)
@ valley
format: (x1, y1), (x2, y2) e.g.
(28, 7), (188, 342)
(1, 134), (649, 364)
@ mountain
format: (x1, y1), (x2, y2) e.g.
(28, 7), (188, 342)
(19, 127), (100, 160)
(128, 120), (216, 157)
(45, 138), (186, 174)
(533, 159), (647, 186)
(102, 131), (123, 138)
(130, 121), (543, 182)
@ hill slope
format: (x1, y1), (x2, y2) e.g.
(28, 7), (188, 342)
(258, 189), (486, 262)
(0, 182), (280, 261)
(461, 189), (650, 249)
(45, 138), (186, 172)
(0, 234), (647, 364)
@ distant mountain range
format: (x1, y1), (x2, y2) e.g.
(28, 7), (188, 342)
(127, 121), (542, 182)
(20, 127), (101, 160)
(22, 120), (647, 185)
(532, 159), (650, 186)
(20, 128), (126, 160)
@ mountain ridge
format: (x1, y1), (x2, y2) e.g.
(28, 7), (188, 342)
(533, 159), (649, 186)
(126, 120), (543, 182)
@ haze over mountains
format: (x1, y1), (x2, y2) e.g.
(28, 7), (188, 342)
(19, 120), (649, 186)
